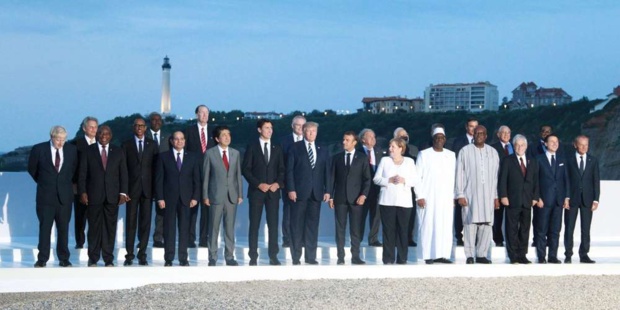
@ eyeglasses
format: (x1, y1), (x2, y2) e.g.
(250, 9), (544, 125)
(133, 124), (146, 128)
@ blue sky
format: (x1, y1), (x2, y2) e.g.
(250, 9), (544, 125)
(1, 1), (618, 150)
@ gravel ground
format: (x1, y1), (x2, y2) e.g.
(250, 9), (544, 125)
(1, 275), (619, 309)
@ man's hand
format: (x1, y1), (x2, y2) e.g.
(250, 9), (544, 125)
(592, 201), (599, 211)
(238, 198), (243, 205)
(500, 197), (509, 207)
(80, 193), (89, 205)
(417, 198), (426, 208)
(157, 200), (165, 209)
(288, 191), (297, 202)
(458, 197), (468, 207)
(323, 193), (330, 202)
(203, 198), (210, 206)
(118, 195), (129, 206)
(268, 183), (280, 192)
(534, 199), (541, 208)
(189, 199), (198, 208)
(356, 195), (366, 206)
(563, 198), (570, 210)
(494, 198), (500, 210)
(258, 183), (270, 193)
(328, 199), (334, 209)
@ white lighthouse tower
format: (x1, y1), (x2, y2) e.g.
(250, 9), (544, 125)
(160, 56), (172, 114)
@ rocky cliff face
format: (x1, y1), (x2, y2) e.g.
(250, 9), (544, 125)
(583, 98), (620, 180)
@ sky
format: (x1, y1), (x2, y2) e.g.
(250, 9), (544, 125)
(1, 0), (619, 151)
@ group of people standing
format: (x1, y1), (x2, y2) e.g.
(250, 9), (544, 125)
(28, 109), (600, 267)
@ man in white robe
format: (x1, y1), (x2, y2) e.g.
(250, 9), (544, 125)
(455, 125), (500, 264)
(416, 127), (455, 264)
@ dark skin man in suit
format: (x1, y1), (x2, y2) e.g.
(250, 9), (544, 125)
(148, 111), (170, 248)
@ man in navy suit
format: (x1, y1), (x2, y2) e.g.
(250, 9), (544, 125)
(534, 134), (569, 264)
(155, 131), (201, 266)
(78, 125), (129, 267)
(147, 111), (170, 248)
(490, 125), (513, 247)
(28, 126), (78, 267)
(287, 121), (331, 265)
(242, 119), (285, 266)
(451, 117), (478, 246)
(279, 115), (306, 248)
(329, 131), (371, 265)
(358, 128), (383, 247)
(121, 117), (158, 266)
(564, 135), (600, 264)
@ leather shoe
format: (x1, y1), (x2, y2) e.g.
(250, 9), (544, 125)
(519, 257), (532, 264)
(408, 241), (417, 247)
(434, 258), (453, 264)
(59, 260), (72, 267)
(466, 257), (474, 264)
(88, 261), (97, 267)
(269, 258), (281, 266)
(164, 261), (173, 267)
(475, 257), (492, 264)
(249, 259), (257, 266)
(425, 259), (434, 265)
(226, 259), (239, 266)
(456, 240), (465, 247)
(337, 258), (345, 265)
(292, 260), (301, 265)
(180, 261), (190, 266)
(153, 241), (164, 248)
(282, 242), (290, 248)
(369, 241), (383, 247)
(198, 243), (209, 248)
(105, 262), (114, 267)
(510, 259), (520, 264)
(305, 260), (319, 265)
(495, 242), (504, 247)
(396, 260), (407, 265)
(208, 260), (216, 266)
(580, 256), (596, 264)
(188, 242), (197, 248)
(538, 258), (547, 264)
(123, 259), (133, 266)
(34, 261), (46, 268)
(564, 257), (572, 264)
(351, 258), (366, 265)
(138, 259), (148, 266)
(75, 245), (84, 249)
(548, 258), (562, 264)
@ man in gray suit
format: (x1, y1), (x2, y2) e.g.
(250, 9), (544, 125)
(203, 125), (243, 266)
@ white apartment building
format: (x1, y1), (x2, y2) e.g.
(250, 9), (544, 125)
(423, 82), (499, 112)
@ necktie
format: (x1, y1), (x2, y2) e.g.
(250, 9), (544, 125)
(297, 136), (301, 142)
(308, 143), (315, 169)
(346, 152), (351, 169)
(154, 133), (159, 147)
(519, 157), (526, 177)
(223, 150), (230, 171)
(101, 145), (108, 171)
(504, 144), (509, 156)
(200, 128), (207, 154)
(263, 142), (269, 163)
(138, 140), (143, 157)
(579, 156), (585, 174)
(54, 148), (60, 172)
(551, 154), (556, 174)
(470, 138), (474, 144)
(367, 149), (373, 170)
(176, 152), (182, 171)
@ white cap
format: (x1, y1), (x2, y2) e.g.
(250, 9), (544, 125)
(432, 127), (445, 137)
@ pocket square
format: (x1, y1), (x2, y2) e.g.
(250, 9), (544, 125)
(559, 163), (564, 166)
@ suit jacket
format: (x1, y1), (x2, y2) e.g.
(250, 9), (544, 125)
(78, 143), (128, 205)
(203, 146), (243, 205)
(242, 140), (285, 200)
(330, 151), (371, 205)
(184, 124), (216, 157)
(28, 141), (78, 206)
(527, 139), (566, 159)
(155, 149), (201, 207)
(536, 153), (569, 208)
(451, 134), (470, 158)
(286, 141), (332, 201)
(498, 154), (540, 208)
(491, 141), (513, 163)
(357, 146), (384, 177)
(71, 136), (91, 185)
(566, 152), (600, 208)
(122, 137), (158, 199)
(279, 133), (298, 188)
(146, 130), (170, 153)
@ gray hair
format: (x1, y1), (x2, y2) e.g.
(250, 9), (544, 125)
(303, 121), (319, 130)
(291, 115), (306, 125)
(512, 134), (527, 146)
(50, 125), (67, 138)
(393, 127), (407, 138)
(81, 116), (98, 129)
(498, 125), (511, 133)
(358, 128), (375, 140)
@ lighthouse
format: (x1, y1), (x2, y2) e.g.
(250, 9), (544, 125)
(160, 56), (171, 114)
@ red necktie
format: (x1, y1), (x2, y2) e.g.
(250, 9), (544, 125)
(519, 157), (526, 177)
(101, 145), (108, 171)
(54, 148), (60, 172)
(368, 149), (372, 165)
(223, 150), (229, 171)
(200, 128), (207, 154)
(504, 144), (509, 156)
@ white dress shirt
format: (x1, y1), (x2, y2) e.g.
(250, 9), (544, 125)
(49, 140), (64, 170)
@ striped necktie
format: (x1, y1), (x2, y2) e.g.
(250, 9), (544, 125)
(308, 143), (315, 169)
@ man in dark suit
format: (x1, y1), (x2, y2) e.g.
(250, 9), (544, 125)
(279, 115), (306, 248)
(287, 121), (332, 265)
(242, 119), (285, 266)
(358, 128), (383, 246)
(71, 116), (98, 249)
(28, 126), (78, 267)
(451, 117), (478, 246)
(564, 135), (600, 264)
(330, 131), (371, 265)
(78, 125), (129, 267)
(498, 134), (539, 264)
(394, 127), (418, 247)
(155, 131), (201, 266)
(534, 134), (569, 264)
(184, 105), (216, 248)
(147, 111), (170, 248)
(490, 125), (513, 247)
(122, 117), (158, 266)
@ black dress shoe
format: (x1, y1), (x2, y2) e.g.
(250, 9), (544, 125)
(292, 260), (301, 265)
(580, 257), (596, 264)
(425, 259), (434, 265)
(351, 258), (366, 265)
(548, 258), (562, 264)
(408, 241), (417, 247)
(88, 260), (97, 267)
(282, 242), (290, 248)
(519, 257), (532, 264)
(476, 257), (492, 264)
(249, 259), (257, 266)
(188, 243), (197, 248)
(337, 258), (345, 265)
(180, 261), (190, 266)
(456, 240), (465, 247)
(564, 257), (572, 264)
(226, 259), (239, 266)
(198, 243), (209, 248)
(396, 260), (407, 265)
(434, 258), (453, 264)
(369, 241), (383, 247)
(138, 259), (148, 266)
(164, 261), (173, 267)
(305, 260), (319, 265)
(34, 261), (46, 268)
(123, 259), (133, 266)
(538, 259), (547, 264)
(75, 245), (84, 249)
(466, 257), (474, 264)
(59, 260), (72, 267)
(153, 241), (164, 248)
(105, 262), (115, 267)
(495, 242), (504, 247)
(510, 259), (520, 264)
(208, 260), (216, 266)
(269, 258), (281, 266)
